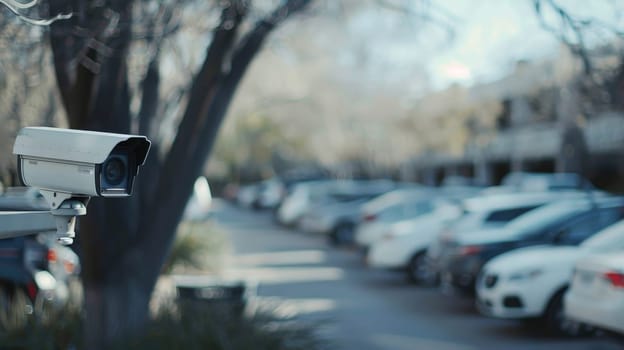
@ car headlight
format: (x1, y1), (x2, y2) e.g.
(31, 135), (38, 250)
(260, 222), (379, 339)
(508, 268), (543, 282)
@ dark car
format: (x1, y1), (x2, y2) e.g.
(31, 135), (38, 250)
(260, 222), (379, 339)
(439, 197), (624, 295)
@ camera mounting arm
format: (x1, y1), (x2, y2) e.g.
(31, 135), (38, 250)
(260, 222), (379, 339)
(0, 211), (57, 241)
(0, 195), (88, 245)
(39, 190), (89, 245)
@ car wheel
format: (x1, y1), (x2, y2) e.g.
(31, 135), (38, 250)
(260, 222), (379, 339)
(329, 223), (355, 246)
(405, 252), (433, 285)
(544, 288), (594, 337)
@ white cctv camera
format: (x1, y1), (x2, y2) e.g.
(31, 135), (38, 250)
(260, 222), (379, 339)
(13, 127), (151, 245)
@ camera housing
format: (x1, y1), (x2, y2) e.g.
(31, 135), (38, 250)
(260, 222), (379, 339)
(14, 127), (151, 199)
(13, 127), (151, 245)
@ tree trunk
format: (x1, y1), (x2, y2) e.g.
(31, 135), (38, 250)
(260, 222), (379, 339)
(47, 0), (313, 348)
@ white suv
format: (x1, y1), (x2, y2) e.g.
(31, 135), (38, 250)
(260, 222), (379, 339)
(565, 250), (624, 336)
(477, 219), (624, 336)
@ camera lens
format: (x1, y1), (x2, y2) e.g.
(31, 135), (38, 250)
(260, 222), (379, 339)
(103, 157), (126, 186)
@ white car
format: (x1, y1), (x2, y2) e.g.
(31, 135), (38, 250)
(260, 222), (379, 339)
(236, 184), (259, 208)
(183, 177), (212, 221)
(565, 250), (624, 336)
(255, 179), (286, 209)
(276, 180), (342, 226)
(298, 197), (370, 235)
(366, 202), (463, 283)
(279, 180), (394, 228)
(355, 188), (438, 248)
(477, 219), (624, 336)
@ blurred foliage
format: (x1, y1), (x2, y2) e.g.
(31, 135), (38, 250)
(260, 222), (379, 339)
(211, 113), (311, 180)
(115, 302), (328, 350)
(162, 221), (228, 275)
(0, 290), (83, 350)
(0, 299), (327, 350)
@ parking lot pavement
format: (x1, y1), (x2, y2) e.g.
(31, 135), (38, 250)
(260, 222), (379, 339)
(211, 200), (622, 350)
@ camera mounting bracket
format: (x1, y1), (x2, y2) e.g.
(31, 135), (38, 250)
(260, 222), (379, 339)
(40, 190), (73, 210)
(41, 192), (89, 245)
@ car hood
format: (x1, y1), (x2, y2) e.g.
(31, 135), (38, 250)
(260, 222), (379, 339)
(391, 215), (448, 235)
(484, 245), (584, 274)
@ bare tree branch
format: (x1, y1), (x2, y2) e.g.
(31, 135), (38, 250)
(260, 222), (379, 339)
(375, 0), (456, 41)
(534, 0), (592, 74)
(0, 0), (72, 25)
(533, 0), (624, 75)
(3, 0), (36, 9)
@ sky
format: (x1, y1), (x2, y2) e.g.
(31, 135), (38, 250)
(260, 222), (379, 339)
(344, 0), (621, 92)
(428, 0), (557, 88)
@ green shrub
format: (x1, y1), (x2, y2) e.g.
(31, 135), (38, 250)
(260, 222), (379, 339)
(115, 301), (327, 350)
(0, 301), (83, 350)
(0, 300), (327, 350)
(162, 221), (228, 274)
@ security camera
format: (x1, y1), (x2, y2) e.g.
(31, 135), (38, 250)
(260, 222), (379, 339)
(13, 127), (151, 245)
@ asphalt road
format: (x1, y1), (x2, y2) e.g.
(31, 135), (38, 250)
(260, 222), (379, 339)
(211, 200), (622, 350)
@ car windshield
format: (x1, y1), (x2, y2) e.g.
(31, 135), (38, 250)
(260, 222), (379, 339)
(581, 219), (624, 250)
(506, 202), (584, 235)
(376, 199), (434, 222)
(330, 193), (375, 202)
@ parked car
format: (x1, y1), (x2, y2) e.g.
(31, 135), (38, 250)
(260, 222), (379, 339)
(276, 180), (343, 226)
(355, 187), (436, 248)
(183, 177), (212, 221)
(298, 181), (395, 244)
(439, 197), (624, 295)
(236, 184), (259, 208)
(565, 250), (624, 336)
(425, 192), (581, 283)
(299, 196), (375, 244)
(372, 191), (572, 284)
(254, 178), (286, 210)
(366, 198), (463, 283)
(278, 180), (393, 228)
(476, 219), (624, 336)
